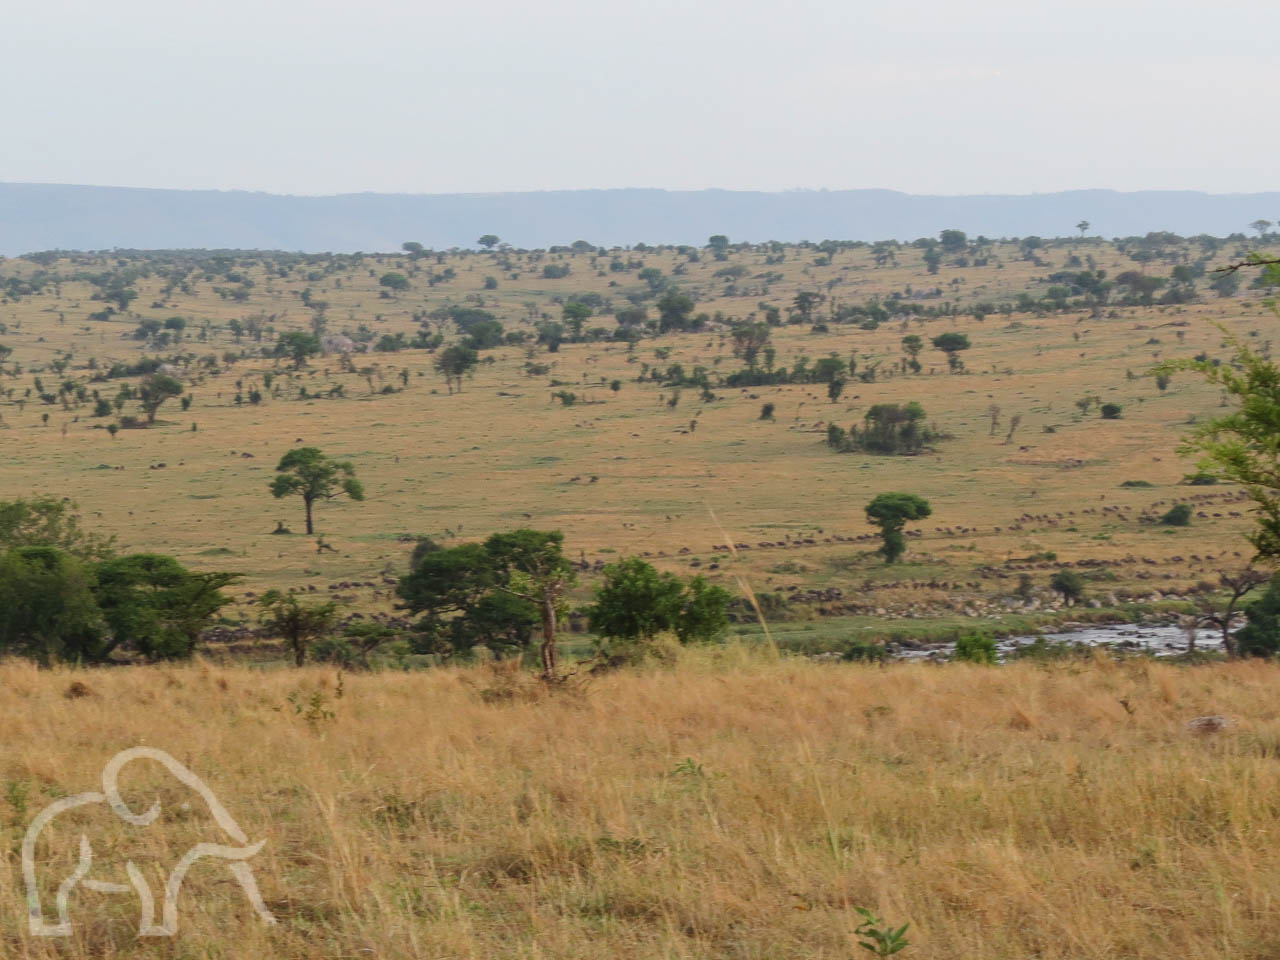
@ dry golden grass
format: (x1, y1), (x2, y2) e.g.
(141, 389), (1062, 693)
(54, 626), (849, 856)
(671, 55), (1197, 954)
(4, 652), (1280, 958)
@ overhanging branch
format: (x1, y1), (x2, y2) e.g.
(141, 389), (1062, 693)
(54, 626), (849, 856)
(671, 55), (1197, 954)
(1213, 258), (1280, 275)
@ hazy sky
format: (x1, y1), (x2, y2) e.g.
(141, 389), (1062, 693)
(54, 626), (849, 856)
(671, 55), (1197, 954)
(3, 0), (1277, 196)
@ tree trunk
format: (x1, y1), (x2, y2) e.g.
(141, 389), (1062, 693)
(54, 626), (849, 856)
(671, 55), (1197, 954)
(539, 594), (557, 677)
(304, 497), (314, 535)
(293, 637), (306, 668)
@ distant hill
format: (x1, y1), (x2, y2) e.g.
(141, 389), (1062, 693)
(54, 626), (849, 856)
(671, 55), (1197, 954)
(1, 183), (1277, 256)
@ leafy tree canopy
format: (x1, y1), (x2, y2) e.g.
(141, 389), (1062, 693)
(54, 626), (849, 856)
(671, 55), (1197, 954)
(270, 447), (365, 535)
(587, 556), (731, 646)
(0, 496), (116, 560)
(865, 492), (932, 563)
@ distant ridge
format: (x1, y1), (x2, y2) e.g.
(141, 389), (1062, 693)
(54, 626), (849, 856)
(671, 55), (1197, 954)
(1, 183), (1277, 256)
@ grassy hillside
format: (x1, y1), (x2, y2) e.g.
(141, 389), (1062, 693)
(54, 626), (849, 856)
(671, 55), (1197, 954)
(6, 653), (1280, 959)
(0, 233), (1276, 648)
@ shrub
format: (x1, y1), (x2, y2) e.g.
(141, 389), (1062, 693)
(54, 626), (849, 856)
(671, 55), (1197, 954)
(1050, 570), (1085, 604)
(1236, 576), (1280, 657)
(759, 402), (775, 420)
(828, 402), (943, 456)
(1120, 479), (1153, 487)
(953, 634), (997, 664)
(1100, 403), (1122, 419)
(1161, 503), (1193, 526)
(841, 639), (888, 663)
(1183, 472), (1218, 485)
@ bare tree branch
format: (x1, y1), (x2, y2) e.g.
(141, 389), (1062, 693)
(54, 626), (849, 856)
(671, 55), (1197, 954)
(1212, 258), (1280, 275)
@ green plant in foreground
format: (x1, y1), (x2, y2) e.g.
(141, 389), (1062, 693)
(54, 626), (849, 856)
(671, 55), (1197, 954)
(853, 906), (910, 956)
(287, 689), (336, 724)
(953, 633), (998, 664)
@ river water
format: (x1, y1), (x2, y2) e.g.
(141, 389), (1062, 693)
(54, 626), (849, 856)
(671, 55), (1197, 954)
(896, 622), (1226, 660)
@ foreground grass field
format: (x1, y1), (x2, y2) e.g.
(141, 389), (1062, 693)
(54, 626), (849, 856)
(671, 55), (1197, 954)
(4, 651), (1280, 959)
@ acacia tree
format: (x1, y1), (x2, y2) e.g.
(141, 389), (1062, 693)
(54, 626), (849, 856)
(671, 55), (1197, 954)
(792, 291), (823, 324)
(587, 557), (730, 649)
(258, 590), (339, 667)
(655, 288), (696, 333)
(398, 529), (574, 676)
(138, 373), (183, 424)
(0, 546), (235, 664)
(1235, 576), (1280, 656)
(434, 344), (478, 393)
(276, 331), (321, 369)
(93, 553), (239, 661)
(1159, 291), (1280, 561)
(396, 540), (536, 659)
(486, 530), (576, 677)
(901, 334), (924, 373)
(1195, 568), (1271, 658)
(931, 333), (971, 372)
(269, 447), (365, 535)
(561, 300), (592, 340)
(0, 496), (116, 559)
(731, 320), (771, 369)
(865, 493), (932, 563)
(0, 548), (101, 665)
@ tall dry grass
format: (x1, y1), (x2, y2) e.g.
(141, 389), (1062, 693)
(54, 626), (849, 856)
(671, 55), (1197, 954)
(3, 650), (1280, 958)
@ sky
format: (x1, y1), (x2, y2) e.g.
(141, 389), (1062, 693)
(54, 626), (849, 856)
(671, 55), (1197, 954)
(2, 0), (1278, 197)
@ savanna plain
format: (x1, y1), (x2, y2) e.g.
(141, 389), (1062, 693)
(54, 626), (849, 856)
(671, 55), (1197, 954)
(2, 230), (1280, 957)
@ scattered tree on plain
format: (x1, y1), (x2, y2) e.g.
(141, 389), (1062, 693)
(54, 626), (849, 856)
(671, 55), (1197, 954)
(931, 332), (971, 372)
(269, 447), (365, 535)
(587, 556), (731, 654)
(258, 590), (340, 667)
(865, 492), (932, 563)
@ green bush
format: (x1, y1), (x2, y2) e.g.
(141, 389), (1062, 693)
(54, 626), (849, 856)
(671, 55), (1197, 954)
(1050, 570), (1086, 604)
(1182, 472), (1219, 485)
(953, 634), (998, 664)
(1161, 503), (1193, 526)
(1100, 403), (1123, 419)
(1236, 576), (1280, 657)
(842, 638), (888, 663)
(1120, 479), (1153, 488)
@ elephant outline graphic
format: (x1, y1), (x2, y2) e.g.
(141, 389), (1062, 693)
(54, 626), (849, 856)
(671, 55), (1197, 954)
(21, 746), (277, 936)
